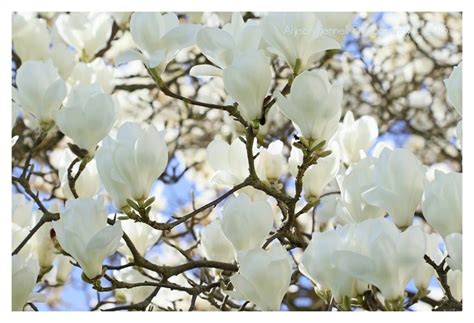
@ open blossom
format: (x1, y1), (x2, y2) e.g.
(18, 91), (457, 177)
(12, 14), (50, 62)
(55, 12), (113, 61)
(332, 218), (426, 301)
(338, 156), (385, 223)
(53, 198), (123, 279)
(191, 12), (261, 77)
(96, 122), (168, 208)
(68, 58), (115, 94)
(300, 224), (368, 302)
(55, 84), (119, 155)
(362, 148), (426, 229)
(228, 242), (292, 311)
(223, 50), (272, 122)
(261, 13), (340, 72)
(422, 170), (462, 237)
(447, 270), (462, 302)
(13, 60), (67, 129)
(220, 193), (274, 253)
(276, 70), (342, 146)
(206, 138), (249, 186)
(335, 111), (378, 164)
(116, 12), (201, 72)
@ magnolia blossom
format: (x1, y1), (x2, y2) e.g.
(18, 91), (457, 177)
(53, 198), (123, 279)
(12, 15), (50, 62)
(12, 194), (55, 272)
(335, 111), (378, 164)
(223, 50), (272, 122)
(220, 193), (273, 253)
(444, 62), (462, 116)
(413, 233), (444, 291)
(228, 242), (292, 311)
(422, 170), (462, 237)
(68, 58), (115, 94)
(13, 60), (67, 128)
(12, 254), (42, 311)
(362, 148), (426, 229)
(335, 218), (426, 301)
(206, 138), (249, 186)
(261, 13), (340, 72)
(114, 266), (155, 304)
(55, 84), (118, 155)
(256, 140), (284, 182)
(445, 233), (462, 271)
(116, 12), (201, 71)
(276, 70), (342, 146)
(302, 148), (340, 201)
(191, 12), (261, 77)
(200, 219), (235, 263)
(338, 156), (385, 223)
(96, 122), (168, 208)
(119, 218), (162, 258)
(57, 149), (101, 199)
(317, 195), (344, 223)
(300, 224), (368, 302)
(55, 12), (113, 61)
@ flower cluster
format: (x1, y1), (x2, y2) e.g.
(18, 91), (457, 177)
(11, 11), (462, 312)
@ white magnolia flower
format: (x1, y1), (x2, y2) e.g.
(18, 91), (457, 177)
(55, 12), (113, 61)
(200, 219), (235, 263)
(338, 156), (385, 223)
(110, 12), (132, 27)
(13, 60), (67, 128)
(223, 50), (272, 122)
(68, 58), (115, 94)
(362, 148), (426, 229)
(228, 242), (292, 310)
(12, 194), (54, 272)
(53, 198), (123, 279)
(12, 15), (50, 62)
(335, 111), (378, 164)
(119, 218), (162, 258)
(191, 12), (261, 77)
(276, 70), (343, 146)
(96, 122), (168, 209)
(261, 13), (340, 72)
(337, 218), (426, 301)
(302, 148), (340, 201)
(116, 12), (201, 72)
(445, 233), (462, 271)
(422, 170), (462, 237)
(256, 140), (284, 182)
(49, 42), (77, 80)
(12, 254), (42, 311)
(206, 138), (249, 186)
(444, 62), (462, 116)
(56, 84), (118, 155)
(55, 255), (74, 284)
(220, 193), (274, 253)
(300, 224), (368, 302)
(58, 149), (101, 199)
(413, 233), (443, 291)
(114, 266), (156, 305)
(447, 270), (462, 302)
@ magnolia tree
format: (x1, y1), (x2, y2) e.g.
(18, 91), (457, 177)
(11, 12), (462, 312)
